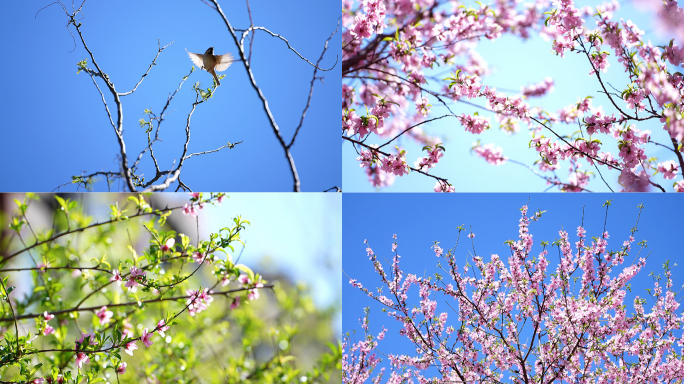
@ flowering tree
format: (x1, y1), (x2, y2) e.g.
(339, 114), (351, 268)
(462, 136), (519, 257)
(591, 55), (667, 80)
(342, 0), (684, 192)
(0, 193), (341, 383)
(343, 202), (684, 382)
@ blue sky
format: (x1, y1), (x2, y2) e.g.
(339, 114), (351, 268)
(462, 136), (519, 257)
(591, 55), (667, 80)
(343, 1), (679, 192)
(0, 1), (340, 192)
(343, 193), (684, 379)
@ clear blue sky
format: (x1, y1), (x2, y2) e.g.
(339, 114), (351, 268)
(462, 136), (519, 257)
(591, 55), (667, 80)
(343, 193), (684, 378)
(343, 1), (678, 192)
(0, 1), (340, 192)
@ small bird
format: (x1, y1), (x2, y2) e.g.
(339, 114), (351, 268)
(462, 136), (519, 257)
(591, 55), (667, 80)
(186, 47), (235, 86)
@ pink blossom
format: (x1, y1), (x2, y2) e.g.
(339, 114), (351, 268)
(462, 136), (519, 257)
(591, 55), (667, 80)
(141, 328), (153, 347)
(43, 325), (55, 336)
(124, 340), (137, 356)
(75, 352), (89, 369)
(521, 77), (554, 98)
(160, 238), (175, 253)
(182, 203), (197, 217)
(675, 180), (684, 192)
(657, 160), (680, 179)
(96, 306), (113, 325)
(230, 296), (241, 310)
(186, 288), (214, 316)
(124, 266), (146, 292)
(217, 194), (226, 204)
(110, 269), (123, 286)
(192, 251), (208, 264)
(157, 320), (170, 337)
(473, 143), (507, 166)
(415, 97), (431, 116)
(459, 113), (490, 134)
(116, 362), (127, 374)
(44, 311), (54, 321)
(432, 244), (443, 257)
(434, 180), (455, 192)
(75, 333), (97, 347)
(248, 288), (261, 301)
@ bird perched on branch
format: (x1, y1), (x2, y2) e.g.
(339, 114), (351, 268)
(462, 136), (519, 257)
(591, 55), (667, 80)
(186, 47), (235, 86)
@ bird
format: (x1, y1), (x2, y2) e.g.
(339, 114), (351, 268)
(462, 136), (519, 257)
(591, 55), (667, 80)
(186, 47), (235, 86)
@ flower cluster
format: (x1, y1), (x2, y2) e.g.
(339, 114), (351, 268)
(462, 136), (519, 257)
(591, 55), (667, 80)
(186, 288), (214, 317)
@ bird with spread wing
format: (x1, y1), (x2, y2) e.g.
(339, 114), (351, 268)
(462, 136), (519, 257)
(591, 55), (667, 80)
(186, 47), (235, 86)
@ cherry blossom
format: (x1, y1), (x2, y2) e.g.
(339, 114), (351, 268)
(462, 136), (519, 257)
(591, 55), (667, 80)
(124, 266), (146, 292)
(141, 328), (153, 347)
(75, 352), (89, 369)
(95, 306), (113, 325)
(343, 0), (684, 192)
(116, 362), (127, 374)
(345, 203), (684, 382)
(230, 296), (241, 310)
(110, 269), (123, 286)
(124, 340), (138, 356)
(156, 320), (170, 337)
(160, 238), (175, 253)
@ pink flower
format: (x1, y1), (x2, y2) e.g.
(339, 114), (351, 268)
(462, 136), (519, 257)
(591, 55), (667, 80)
(32, 379), (45, 384)
(415, 97), (431, 116)
(468, 233), (475, 238)
(160, 238), (175, 253)
(43, 325), (55, 336)
(189, 192), (200, 200)
(141, 328), (153, 347)
(459, 113), (490, 134)
(248, 289), (260, 301)
(96, 306), (113, 325)
(230, 296), (241, 310)
(186, 288), (214, 316)
(192, 252), (206, 264)
(473, 143), (507, 166)
(657, 160), (680, 179)
(76, 333), (97, 347)
(124, 340), (138, 356)
(434, 180), (455, 192)
(238, 275), (250, 285)
(44, 311), (54, 321)
(76, 352), (89, 369)
(675, 180), (684, 192)
(125, 266), (146, 292)
(116, 362), (127, 374)
(157, 320), (170, 337)
(182, 203), (197, 217)
(217, 195), (226, 204)
(110, 269), (123, 286)
(433, 245), (443, 257)
(248, 283), (264, 301)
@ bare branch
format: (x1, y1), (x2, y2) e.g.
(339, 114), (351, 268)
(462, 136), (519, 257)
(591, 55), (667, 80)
(119, 39), (174, 96)
(237, 26), (338, 71)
